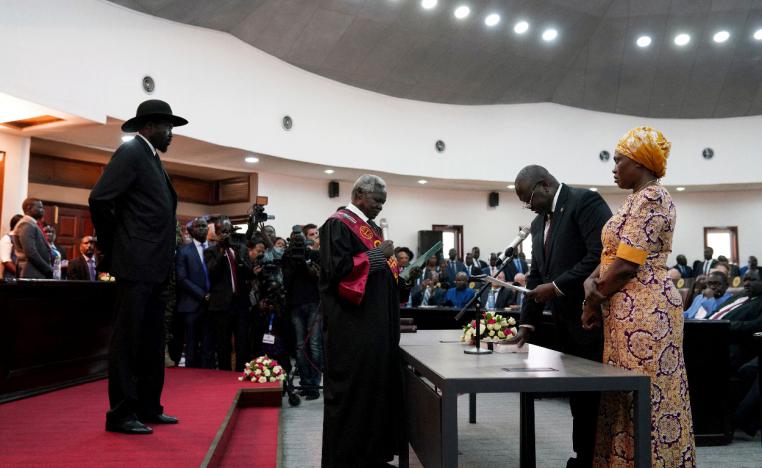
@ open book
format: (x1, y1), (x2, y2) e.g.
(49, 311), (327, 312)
(481, 275), (531, 294)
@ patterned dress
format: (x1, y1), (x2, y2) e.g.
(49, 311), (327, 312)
(593, 185), (696, 468)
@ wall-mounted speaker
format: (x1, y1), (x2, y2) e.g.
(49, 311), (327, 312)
(488, 191), (499, 207)
(328, 181), (339, 198)
(142, 75), (155, 94)
(702, 147), (714, 160)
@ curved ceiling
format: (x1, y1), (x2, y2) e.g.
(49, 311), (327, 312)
(111, 0), (762, 118)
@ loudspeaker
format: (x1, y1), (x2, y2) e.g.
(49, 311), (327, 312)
(328, 181), (340, 198)
(488, 191), (499, 207)
(418, 230), (443, 258)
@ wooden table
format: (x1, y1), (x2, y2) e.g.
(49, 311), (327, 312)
(400, 330), (651, 468)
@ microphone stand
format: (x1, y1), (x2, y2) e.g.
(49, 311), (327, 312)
(456, 250), (518, 355)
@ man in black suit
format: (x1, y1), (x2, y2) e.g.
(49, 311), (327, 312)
(479, 271), (515, 310)
(693, 247), (718, 277)
(12, 198), (53, 279)
(464, 252), (484, 277)
(175, 217), (212, 368)
(89, 99), (186, 435)
(672, 254), (694, 279)
(504, 249), (529, 280)
(442, 248), (467, 286)
(471, 246), (490, 275)
(67, 235), (97, 281)
(508, 165), (611, 468)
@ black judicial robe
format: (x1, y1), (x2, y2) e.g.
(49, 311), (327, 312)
(319, 216), (403, 467)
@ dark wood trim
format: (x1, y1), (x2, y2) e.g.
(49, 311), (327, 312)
(432, 225), (464, 260)
(703, 226), (739, 264)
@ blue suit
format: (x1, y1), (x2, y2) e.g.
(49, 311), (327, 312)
(175, 241), (211, 367)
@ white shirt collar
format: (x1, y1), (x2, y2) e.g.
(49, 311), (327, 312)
(136, 133), (158, 157)
(550, 183), (564, 214)
(345, 202), (369, 224)
(193, 238), (206, 248)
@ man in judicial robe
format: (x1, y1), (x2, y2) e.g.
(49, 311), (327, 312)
(89, 99), (186, 435)
(508, 165), (611, 468)
(319, 174), (406, 467)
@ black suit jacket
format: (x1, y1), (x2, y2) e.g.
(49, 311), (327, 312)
(520, 185), (612, 348)
(480, 287), (515, 309)
(12, 217), (53, 279)
(205, 242), (251, 312)
(503, 258), (529, 281)
(692, 259), (718, 277)
(88, 137), (177, 282)
(410, 285), (445, 307)
(68, 255), (95, 281)
(673, 263), (694, 279)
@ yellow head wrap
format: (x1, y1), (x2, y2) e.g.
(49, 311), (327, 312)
(615, 126), (671, 178)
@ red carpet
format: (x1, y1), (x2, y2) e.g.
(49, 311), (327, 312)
(0, 368), (280, 467)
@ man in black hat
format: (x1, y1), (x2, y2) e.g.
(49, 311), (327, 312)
(90, 99), (187, 435)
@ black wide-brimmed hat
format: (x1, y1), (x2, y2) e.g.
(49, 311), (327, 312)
(121, 99), (188, 132)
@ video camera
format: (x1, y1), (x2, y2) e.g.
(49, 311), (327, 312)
(249, 195), (275, 225)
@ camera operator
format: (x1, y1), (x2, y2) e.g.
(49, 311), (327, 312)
(282, 224), (322, 400)
(204, 216), (253, 371)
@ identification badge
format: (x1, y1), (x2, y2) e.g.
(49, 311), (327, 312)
(262, 333), (275, 345)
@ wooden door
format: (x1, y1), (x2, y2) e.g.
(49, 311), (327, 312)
(42, 202), (93, 260)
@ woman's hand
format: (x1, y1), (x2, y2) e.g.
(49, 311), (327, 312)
(584, 276), (606, 307)
(581, 303), (602, 330)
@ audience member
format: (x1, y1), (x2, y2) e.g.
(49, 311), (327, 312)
(442, 248), (467, 286)
(717, 255), (740, 278)
(667, 267), (682, 285)
(12, 198), (53, 279)
(471, 246), (490, 275)
(739, 255), (758, 277)
(504, 251), (529, 279)
(693, 246), (717, 276)
(443, 271), (475, 308)
(712, 263), (730, 276)
(0, 214), (22, 280)
(42, 223), (65, 279)
(394, 246), (414, 269)
(411, 271), (445, 307)
(513, 272), (527, 306)
(708, 273), (762, 370)
(67, 236), (98, 281)
(487, 253), (499, 276)
(464, 252), (483, 277)
(480, 271), (514, 310)
(303, 223), (320, 250)
(175, 218), (212, 368)
(672, 254), (694, 278)
(683, 271), (731, 319)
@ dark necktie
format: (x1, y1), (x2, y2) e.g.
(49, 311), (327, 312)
(225, 248), (238, 294)
(199, 243), (210, 291)
(544, 213), (554, 257)
(87, 258), (96, 281)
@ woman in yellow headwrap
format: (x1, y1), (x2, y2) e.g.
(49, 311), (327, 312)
(582, 127), (696, 467)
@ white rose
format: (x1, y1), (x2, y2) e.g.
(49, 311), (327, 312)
(269, 377), (277, 382)
(498, 330), (506, 339)
(488, 330), (495, 337)
(258, 376), (267, 383)
(254, 369), (262, 375)
(273, 365), (282, 374)
(264, 369), (271, 377)
(238, 377), (244, 381)
(479, 324), (486, 334)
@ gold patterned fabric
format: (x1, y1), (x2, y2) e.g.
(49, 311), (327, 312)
(593, 185), (696, 468)
(615, 127), (671, 178)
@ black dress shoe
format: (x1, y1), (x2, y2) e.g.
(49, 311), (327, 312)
(139, 413), (179, 424)
(106, 419), (153, 434)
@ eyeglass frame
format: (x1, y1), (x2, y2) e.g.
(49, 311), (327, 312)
(522, 181), (543, 210)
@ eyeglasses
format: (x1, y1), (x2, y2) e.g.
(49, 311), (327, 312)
(522, 181), (542, 210)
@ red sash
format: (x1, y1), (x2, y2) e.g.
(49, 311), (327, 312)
(330, 210), (399, 305)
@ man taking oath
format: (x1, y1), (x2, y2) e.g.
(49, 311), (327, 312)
(507, 165), (611, 468)
(319, 174), (412, 467)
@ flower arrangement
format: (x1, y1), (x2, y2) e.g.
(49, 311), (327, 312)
(460, 311), (518, 343)
(238, 355), (287, 383)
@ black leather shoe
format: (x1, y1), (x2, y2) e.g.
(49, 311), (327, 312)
(106, 419), (153, 434)
(139, 413), (179, 424)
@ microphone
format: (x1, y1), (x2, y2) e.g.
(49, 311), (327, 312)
(379, 218), (389, 239)
(498, 226), (531, 261)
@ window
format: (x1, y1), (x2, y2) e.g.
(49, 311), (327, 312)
(704, 226), (738, 264)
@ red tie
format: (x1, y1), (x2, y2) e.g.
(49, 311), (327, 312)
(225, 248), (238, 294)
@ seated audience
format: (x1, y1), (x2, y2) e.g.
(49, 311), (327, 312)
(739, 255), (758, 278)
(12, 198), (53, 279)
(394, 246), (414, 269)
(683, 271), (731, 319)
(513, 272), (527, 306)
(442, 248), (467, 286)
(0, 214), (22, 280)
(667, 267), (682, 285)
(67, 236), (98, 281)
(471, 246), (490, 275)
(693, 246), (717, 276)
(712, 263), (730, 276)
(672, 254), (694, 278)
(708, 272), (762, 370)
(479, 271), (514, 310)
(717, 255), (740, 278)
(443, 271), (475, 308)
(683, 274), (706, 310)
(411, 272), (445, 307)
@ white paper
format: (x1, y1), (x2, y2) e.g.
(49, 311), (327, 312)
(482, 275), (531, 294)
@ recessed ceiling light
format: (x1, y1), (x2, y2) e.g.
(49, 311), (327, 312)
(418, 179), (428, 185)
(484, 13), (500, 27)
(121, 135), (134, 142)
(324, 169), (335, 174)
(636, 35), (652, 48)
(589, 187), (598, 192)
(542, 28), (558, 42)
(454, 5), (470, 19)
(754, 29), (762, 40)
(676, 186), (686, 192)
(514, 21), (529, 34)
(244, 156), (259, 163)
(713, 31), (730, 43)
(674, 33), (690, 46)
(421, 0), (437, 10)
(507, 184), (516, 189)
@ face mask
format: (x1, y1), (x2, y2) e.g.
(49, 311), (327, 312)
(273, 247), (284, 255)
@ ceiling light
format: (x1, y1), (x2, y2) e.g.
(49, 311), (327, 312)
(121, 135), (134, 142)
(713, 31), (730, 43)
(421, 0), (437, 10)
(507, 184), (516, 189)
(589, 187), (598, 192)
(244, 156), (259, 163)
(676, 187), (686, 192)
(454, 5), (470, 19)
(542, 28), (558, 42)
(418, 179), (428, 185)
(324, 169), (335, 174)
(674, 33), (690, 46)
(754, 29), (762, 40)
(514, 21), (529, 34)
(484, 13), (500, 27)
(636, 35), (652, 48)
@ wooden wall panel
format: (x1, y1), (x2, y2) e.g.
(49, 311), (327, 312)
(216, 176), (250, 204)
(29, 154), (102, 189)
(170, 175), (215, 205)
